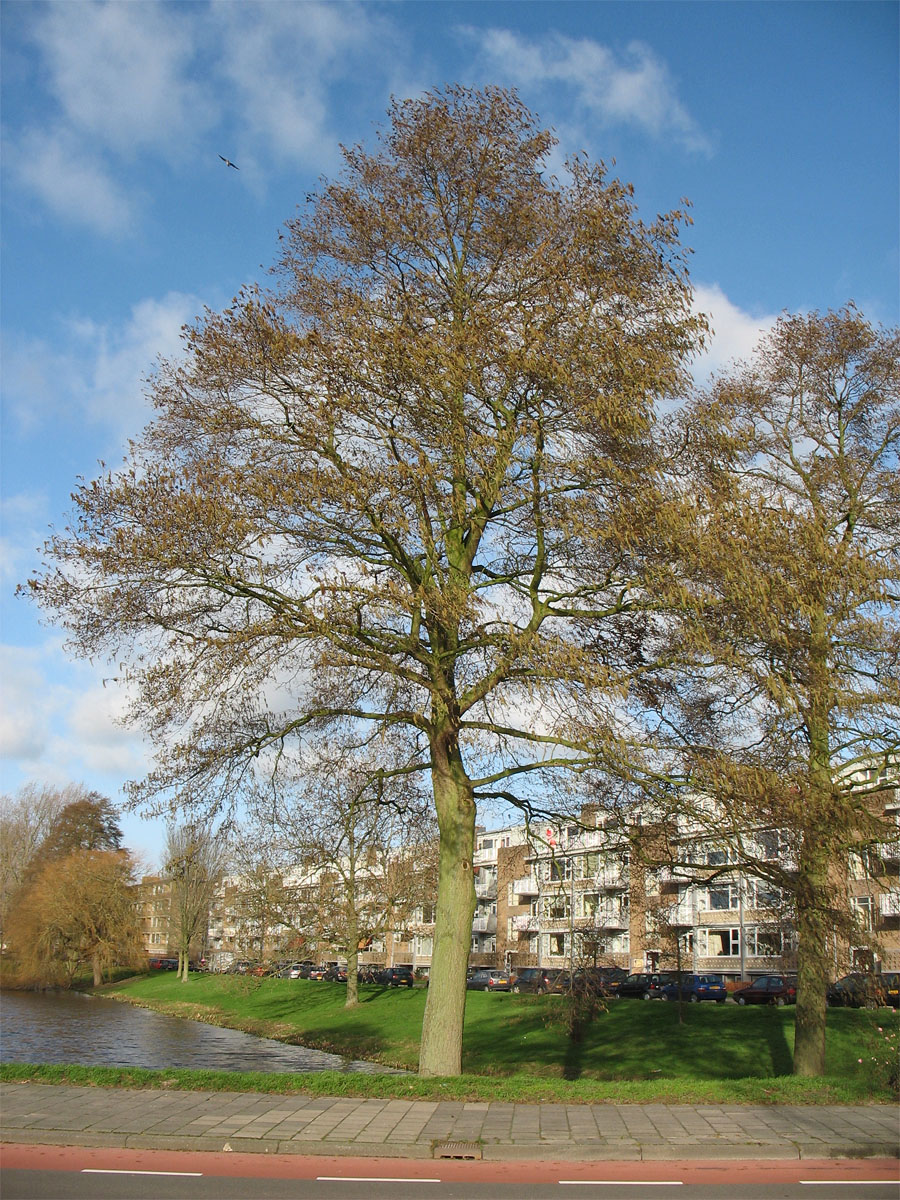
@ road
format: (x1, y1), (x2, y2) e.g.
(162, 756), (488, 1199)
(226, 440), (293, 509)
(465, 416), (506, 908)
(2, 1146), (898, 1200)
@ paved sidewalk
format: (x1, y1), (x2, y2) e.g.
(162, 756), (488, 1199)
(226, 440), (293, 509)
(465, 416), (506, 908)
(2, 1082), (898, 1161)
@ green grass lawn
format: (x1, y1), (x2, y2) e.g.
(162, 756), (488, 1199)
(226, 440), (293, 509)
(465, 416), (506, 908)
(9, 970), (883, 1104)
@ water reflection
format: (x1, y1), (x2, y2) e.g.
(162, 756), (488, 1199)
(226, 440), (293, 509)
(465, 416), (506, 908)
(0, 989), (405, 1074)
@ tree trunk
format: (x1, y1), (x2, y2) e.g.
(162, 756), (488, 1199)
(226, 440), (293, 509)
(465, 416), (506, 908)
(418, 732), (476, 1076)
(793, 623), (832, 1078)
(92, 951), (102, 987)
(792, 835), (830, 1076)
(345, 908), (360, 1008)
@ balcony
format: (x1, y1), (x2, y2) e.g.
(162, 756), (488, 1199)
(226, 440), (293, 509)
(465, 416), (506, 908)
(541, 912), (571, 930)
(475, 880), (497, 899)
(512, 876), (539, 896)
(511, 913), (537, 932)
(660, 901), (694, 926)
(580, 905), (628, 929)
(595, 867), (627, 889)
(879, 892), (900, 917)
(471, 915), (497, 934)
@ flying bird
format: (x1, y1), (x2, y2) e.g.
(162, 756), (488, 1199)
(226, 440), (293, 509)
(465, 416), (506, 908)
(218, 154), (239, 170)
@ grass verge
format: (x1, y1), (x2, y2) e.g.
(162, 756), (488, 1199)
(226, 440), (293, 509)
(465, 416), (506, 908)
(14, 971), (886, 1104)
(0, 1060), (879, 1105)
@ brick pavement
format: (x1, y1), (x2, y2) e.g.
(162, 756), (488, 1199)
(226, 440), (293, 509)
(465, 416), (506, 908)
(1, 1082), (897, 1161)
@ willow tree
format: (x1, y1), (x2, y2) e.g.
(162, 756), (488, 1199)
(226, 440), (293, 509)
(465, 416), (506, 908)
(26, 86), (704, 1075)
(6, 848), (143, 987)
(670, 307), (900, 1076)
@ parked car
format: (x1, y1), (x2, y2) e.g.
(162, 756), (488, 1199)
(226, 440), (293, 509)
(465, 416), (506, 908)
(357, 966), (379, 984)
(509, 967), (568, 994)
(572, 966), (628, 997)
(826, 972), (892, 1008)
(148, 956), (178, 971)
(735, 975), (797, 1006)
(288, 960), (315, 979)
(307, 964), (329, 981)
(617, 972), (671, 1000)
(881, 972), (900, 1008)
(466, 968), (511, 992)
(224, 959), (255, 975)
(659, 973), (727, 1003)
(378, 966), (414, 987)
(324, 965), (348, 983)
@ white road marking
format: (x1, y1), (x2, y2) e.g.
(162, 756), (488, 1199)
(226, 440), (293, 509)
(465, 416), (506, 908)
(82, 1169), (203, 1177)
(316, 1178), (441, 1184)
(560, 1184), (683, 1188)
(800, 1183), (899, 1187)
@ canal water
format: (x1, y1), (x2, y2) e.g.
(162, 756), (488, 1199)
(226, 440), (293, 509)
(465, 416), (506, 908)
(0, 989), (406, 1074)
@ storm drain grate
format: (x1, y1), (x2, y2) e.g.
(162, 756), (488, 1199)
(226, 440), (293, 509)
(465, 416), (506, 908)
(433, 1141), (483, 1160)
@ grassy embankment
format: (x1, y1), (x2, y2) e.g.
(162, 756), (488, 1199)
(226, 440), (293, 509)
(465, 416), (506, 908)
(3, 971), (896, 1104)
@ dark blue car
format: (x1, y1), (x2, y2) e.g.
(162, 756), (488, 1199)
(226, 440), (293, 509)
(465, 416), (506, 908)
(660, 973), (727, 1003)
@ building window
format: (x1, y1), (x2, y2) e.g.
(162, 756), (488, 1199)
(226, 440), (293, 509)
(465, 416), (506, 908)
(755, 831), (785, 861)
(579, 853), (600, 878)
(549, 933), (565, 956)
(703, 927), (740, 956)
(746, 926), (782, 956)
(707, 885), (738, 911)
(851, 895), (874, 932)
(547, 858), (572, 882)
(750, 879), (782, 909)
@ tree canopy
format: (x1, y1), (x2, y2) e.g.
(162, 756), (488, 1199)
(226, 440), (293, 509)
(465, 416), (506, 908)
(0, 782), (71, 936)
(660, 306), (900, 1074)
(6, 848), (143, 988)
(27, 85), (708, 1074)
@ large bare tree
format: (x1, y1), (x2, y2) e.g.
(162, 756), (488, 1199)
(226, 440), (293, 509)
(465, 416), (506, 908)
(164, 821), (226, 981)
(0, 783), (72, 937)
(26, 87), (704, 1074)
(242, 738), (438, 1006)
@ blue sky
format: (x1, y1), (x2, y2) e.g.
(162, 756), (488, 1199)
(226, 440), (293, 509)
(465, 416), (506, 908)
(2, 0), (897, 867)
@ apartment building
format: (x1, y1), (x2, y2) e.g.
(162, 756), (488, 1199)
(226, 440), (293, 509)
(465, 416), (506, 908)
(146, 755), (899, 980)
(488, 762), (900, 980)
(135, 874), (173, 957)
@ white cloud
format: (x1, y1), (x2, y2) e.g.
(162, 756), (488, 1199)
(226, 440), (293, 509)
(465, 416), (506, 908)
(691, 283), (779, 380)
(0, 491), (51, 591)
(5, 1), (215, 235)
(213, 1), (392, 166)
(0, 641), (146, 791)
(67, 292), (198, 439)
(461, 28), (712, 155)
(32, 0), (211, 158)
(4, 125), (135, 236)
(0, 646), (58, 762)
(3, 291), (199, 448)
(5, 0), (402, 232)
(68, 681), (146, 776)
